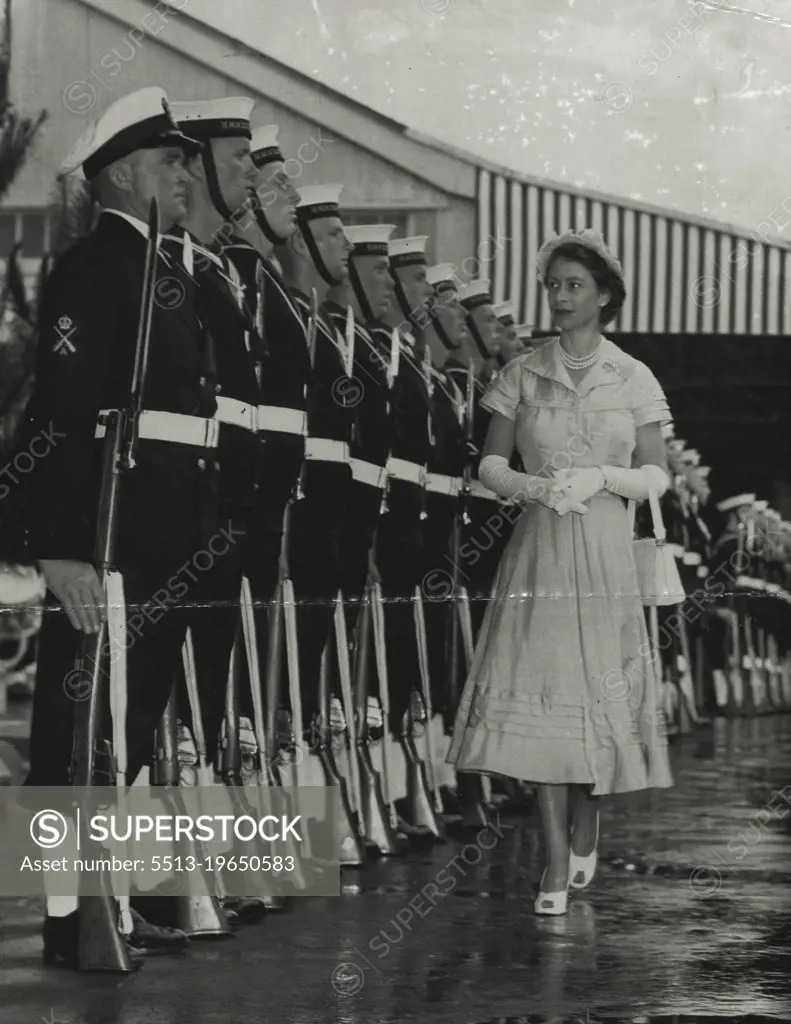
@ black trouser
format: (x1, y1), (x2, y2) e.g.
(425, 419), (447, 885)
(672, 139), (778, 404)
(462, 495), (512, 637)
(375, 479), (424, 733)
(342, 477), (385, 635)
(287, 459), (352, 725)
(27, 545), (243, 789)
(421, 491), (459, 719)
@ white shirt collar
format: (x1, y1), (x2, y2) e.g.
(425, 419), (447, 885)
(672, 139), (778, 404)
(103, 208), (150, 239)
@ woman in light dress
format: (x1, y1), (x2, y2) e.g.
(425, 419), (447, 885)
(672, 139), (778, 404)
(447, 230), (673, 915)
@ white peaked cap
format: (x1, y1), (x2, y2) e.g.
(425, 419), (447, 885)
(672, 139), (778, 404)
(765, 508), (781, 520)
(493, 300), (515, 321)
(297, 184), (344, 209)
(715, 493), (756, 513)
(426, 263), (459, 288)
(170, 96), (254, 133)
(388, 235), (429, 261)
(344, 224), (397, 247)
(59, 86), (197, 179)
(458, 279), (493, 305)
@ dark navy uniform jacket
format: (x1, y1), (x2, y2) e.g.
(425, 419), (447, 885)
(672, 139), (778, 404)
(167, 227), (261, 511)
(27, 212), (218, 566)
(324, 304), (392, 470)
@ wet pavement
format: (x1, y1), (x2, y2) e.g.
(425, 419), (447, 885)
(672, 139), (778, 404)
(1, 715), (790, 1023)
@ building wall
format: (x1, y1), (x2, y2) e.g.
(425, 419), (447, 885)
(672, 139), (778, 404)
(5, 0), (477, 272)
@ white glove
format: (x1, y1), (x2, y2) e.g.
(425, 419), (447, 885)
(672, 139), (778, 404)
(479, 455), (588, 517)
(600, 464), (670, 500)
(551, 466), (605, 504)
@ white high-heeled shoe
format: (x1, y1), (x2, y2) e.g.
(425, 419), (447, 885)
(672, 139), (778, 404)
(569, 812), (599, 890)
(533, 868), (568, 916)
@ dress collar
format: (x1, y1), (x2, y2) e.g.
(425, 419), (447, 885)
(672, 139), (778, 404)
(524, 336), (631, 395)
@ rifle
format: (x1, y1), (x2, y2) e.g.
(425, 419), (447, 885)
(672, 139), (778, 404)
(69, 198), (160, 973)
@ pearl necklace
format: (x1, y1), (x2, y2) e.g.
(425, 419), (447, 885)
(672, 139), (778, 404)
(558, 338), (602, 370)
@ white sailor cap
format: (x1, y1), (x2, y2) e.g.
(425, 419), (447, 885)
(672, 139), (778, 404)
(666, 439), (686, 456)
(296, 184), (344, 222)
(345, 223), (396, 256)
(426, 263), (460, 292)
(751, 499), (769, 513)
(250, 124), (283, 169)
(171, 97), (254, 141)
(493, 300), (516, 324)
(515, 324), (534, 341)
(697, 466), (711, 479)
(389, 236), (429, 267)
(59, 86), (201, 181)
(765, 508), (782, 521)
(681, 449), (700, 467)
(715, 493), (756, 513)
(458, 279), (493, 310)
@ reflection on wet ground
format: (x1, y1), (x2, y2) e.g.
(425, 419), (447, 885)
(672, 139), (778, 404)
(1, 716), (790, 1023)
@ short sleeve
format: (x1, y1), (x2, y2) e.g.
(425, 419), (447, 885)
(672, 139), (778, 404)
(480, 360), (523, 421)
(631, 360), (672, 428)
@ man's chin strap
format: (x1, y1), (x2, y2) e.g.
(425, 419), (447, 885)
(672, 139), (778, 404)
(390, 268), (414, 328)
(297, 216), (341, 287)
(465, 311), (490, 361)
(201, 142), (235, 223)
(348, 259), (375, 324)
(428, 295), (454, 351)
(248, 188), (289, 246)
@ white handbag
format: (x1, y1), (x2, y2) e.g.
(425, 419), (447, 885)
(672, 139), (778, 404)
(629, 491), (686, 607)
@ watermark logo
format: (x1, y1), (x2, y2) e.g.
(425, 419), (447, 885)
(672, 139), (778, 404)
(30, 810), (69, 850)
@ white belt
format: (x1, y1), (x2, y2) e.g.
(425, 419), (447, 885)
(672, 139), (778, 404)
(764, 582), (781, 595)
(350, 458), (387, 489)
(468, 479), (500, 502)
(95, 409), (219, 448)
(386, 457), (425, 486)
(305, 438), (349, 464)
(736, 575), (764, 590)
(425, 472), (461, 497)
(214, 396), (257, 433)
(682, 551), (702, 566)
(257, 405), (307, 436)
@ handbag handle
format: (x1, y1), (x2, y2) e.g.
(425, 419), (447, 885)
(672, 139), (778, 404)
(627, 491), (667, 542)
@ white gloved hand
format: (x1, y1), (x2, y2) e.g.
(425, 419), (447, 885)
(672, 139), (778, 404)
(478, 456), (588, 517)
(551, 466), (606, 505)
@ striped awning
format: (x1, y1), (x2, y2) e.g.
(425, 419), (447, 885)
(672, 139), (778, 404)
(476, 168), (791, 336)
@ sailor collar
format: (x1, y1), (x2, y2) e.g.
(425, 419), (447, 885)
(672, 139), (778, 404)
(523, 336), (632, 396)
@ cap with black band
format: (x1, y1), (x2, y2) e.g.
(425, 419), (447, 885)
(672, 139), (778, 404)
(249, 124), (291, 245)
(458, 279), (493, 359)
(296, 184), (345, 286)
(171, 96), (254, 223)
(345, 223), (396, 324)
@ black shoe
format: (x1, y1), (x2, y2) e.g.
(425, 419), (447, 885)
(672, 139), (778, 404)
(42, 912), (144, 972)
(127, 908), (190, 956)
(219, 897), (268, 926)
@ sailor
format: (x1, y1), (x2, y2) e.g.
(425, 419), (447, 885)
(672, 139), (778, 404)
(24, 86), (211, 966)
(170, 96), (264, 769)
(422, 263), (473, 723)
(272, 184), (354, 743)
(710, 492), (757, 715)
(379, 234), (443, 835)
(456, 279), (511, 638)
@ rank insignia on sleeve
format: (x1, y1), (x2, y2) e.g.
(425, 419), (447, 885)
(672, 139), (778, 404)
(53, 316), (76, 355)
